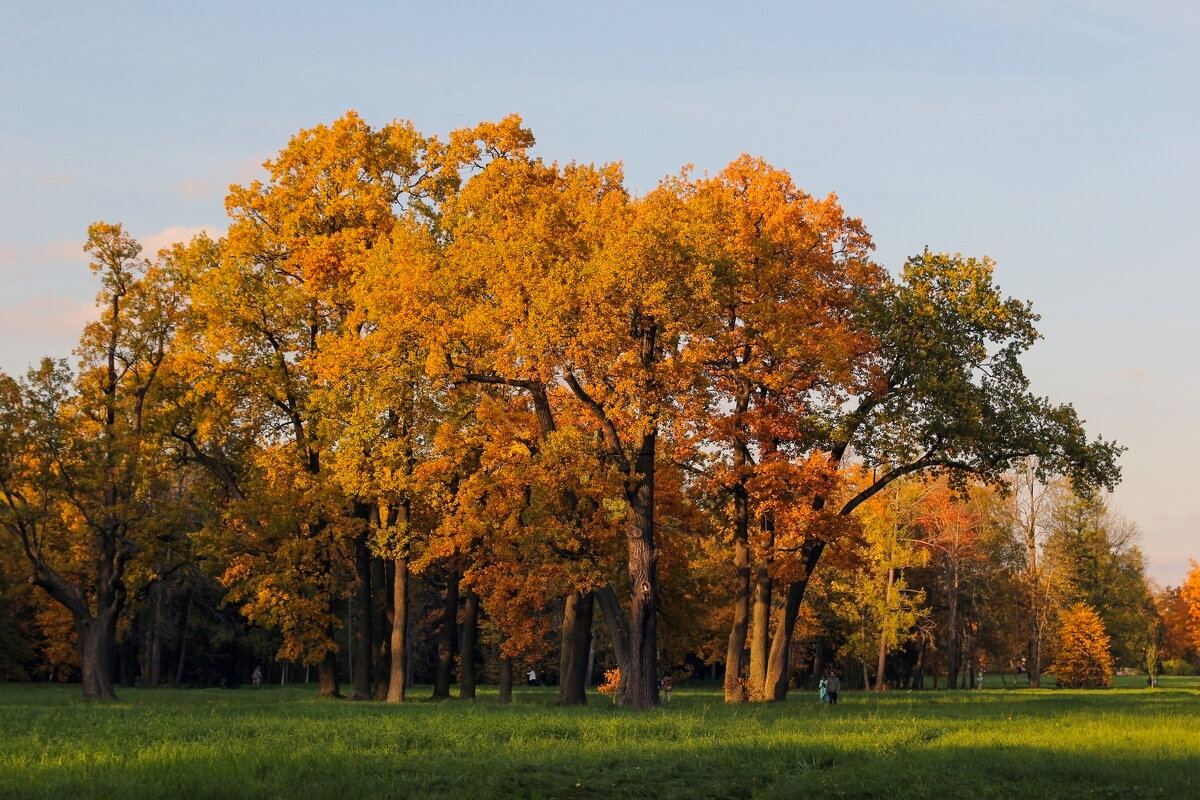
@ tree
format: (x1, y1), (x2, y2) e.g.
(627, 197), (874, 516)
(0, 223), (185, 700)
(753, 251), (1122, 700)
(1043, 492), (1155, 667)
(1178, 562), (1200, 659)
(178, 112), (452, 698)
(1050, 602), (1114, 688)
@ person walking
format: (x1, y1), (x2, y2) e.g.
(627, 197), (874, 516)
(818, 675), (828, 704)
(825, 670), (840, 706)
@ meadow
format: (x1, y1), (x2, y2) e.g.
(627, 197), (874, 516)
(2, 676), (1197, 799)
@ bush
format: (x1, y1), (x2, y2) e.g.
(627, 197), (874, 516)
(1160, 659), (1195, 676)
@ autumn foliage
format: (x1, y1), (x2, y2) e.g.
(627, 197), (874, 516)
(1050, 602), (1114, 689)
(0, 111), (1126, 706)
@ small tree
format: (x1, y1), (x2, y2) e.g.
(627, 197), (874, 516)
(1050, 602), (1113, 688)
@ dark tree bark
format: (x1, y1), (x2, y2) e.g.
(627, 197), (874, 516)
(765, 540), (825, 700)
(498, 657), (512, 704)
(317, 645), (342, 698)
(433, 566), (459, 699)
(558, 590), (594, 705)
(173, 593), (192, 688)
(623, 434), (658, 710)
(595, 582), (630, 672)
(350, 522), (373, 700)
(459, 588), (478, 699)
(372, 556), (392, 700)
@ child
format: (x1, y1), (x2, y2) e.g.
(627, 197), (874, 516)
(661, 674), (673, 702)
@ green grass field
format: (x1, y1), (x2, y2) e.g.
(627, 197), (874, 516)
(2, 676), (1198, 799)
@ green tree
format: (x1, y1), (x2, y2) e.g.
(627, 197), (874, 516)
(1043, 492), (1155, 667)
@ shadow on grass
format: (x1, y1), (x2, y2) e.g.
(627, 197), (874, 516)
(2, 683), (1198, 799)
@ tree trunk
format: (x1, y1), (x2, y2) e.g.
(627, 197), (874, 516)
(351, 529), (373, 700)
(945, 566), (960, 690)
(498, 657), (512, 705)
(748, 559), (773, 700)
(558, 590), (594, 705)
(173, 593), (192, 689)
(724, 511), (750, 703)
(765, 539), (825, 700)
(144, 584), (163, 689)
(621, 435), (658, 710)
(372, 556), (391, 700)
(317, 649), (341, 698)
(596, 583), (630, 672)
(386, 555), (409, 703)
(874, 566), (895, 691)
(433, 566), (459, 699)
(77, 612), (119, 701)
(459, 588), (478, 699)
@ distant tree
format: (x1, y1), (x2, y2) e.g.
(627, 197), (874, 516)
(1156, 582), (1198, 667)
(1043, 493), (1155, 667)
(1179, 562), (1200, 658)
(1050, 602), (1113, 688)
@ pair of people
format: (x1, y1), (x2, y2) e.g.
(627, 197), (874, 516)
(818, 671), (840, 705)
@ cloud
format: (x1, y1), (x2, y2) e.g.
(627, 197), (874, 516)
(44, 240), (85, 261)
(1112, 369), (1148, 380)
(0, 294), (96, 351)
(137, 225), (219, 258)
(0, 243), (22, 269)
(175, 178), (214, 198)
(37, 171), (75, 186)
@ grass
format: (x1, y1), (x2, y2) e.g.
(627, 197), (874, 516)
(1, 676), (1198, 799)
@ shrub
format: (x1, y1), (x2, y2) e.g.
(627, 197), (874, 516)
(1160, 658), (1195, 676)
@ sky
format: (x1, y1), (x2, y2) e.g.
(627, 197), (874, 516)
(2, 0), (1197, 584)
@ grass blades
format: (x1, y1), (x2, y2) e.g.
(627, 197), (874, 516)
(1, 676), (1197, 799)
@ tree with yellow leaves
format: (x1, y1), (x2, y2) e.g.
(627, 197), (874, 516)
(1050, 601), (1114, 688)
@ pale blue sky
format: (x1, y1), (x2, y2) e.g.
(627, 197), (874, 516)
(2, 0), (1197, 583)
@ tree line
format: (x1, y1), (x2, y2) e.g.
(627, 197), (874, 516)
(1, 112), (1152, 706)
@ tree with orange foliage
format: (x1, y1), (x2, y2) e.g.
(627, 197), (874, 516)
(0, 223), (187, 700)
(1050, 601), (1114, 688)
(175, 112), (454, 698)
(1179, 561), (1200, 658)
(671, 155), (881, 702)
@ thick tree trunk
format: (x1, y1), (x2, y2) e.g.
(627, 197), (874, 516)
(350, 530), (373, 700)
(724, 488), (751, 703)
(317, 650), (341, 698)
(433, 567), (459, 699)
(596, 583), (630, 673)
(558, 590), (594, 705)
(765, 540), (825, 701)
(621, 434), (658, 710)
(350, 532), (372, 700)
(373, 557), (392, 700)
(459, 588), (478, 699)
(77, 613), (119, 701)
(748, 560), (773, 700)
(386, 555), (409, 703)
